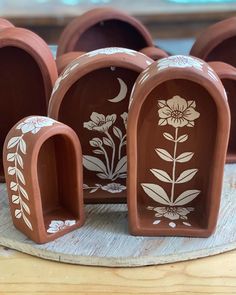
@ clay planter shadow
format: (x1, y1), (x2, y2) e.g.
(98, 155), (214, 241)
(0, 27), (58, 182)
(49, 47), (153, 204)
(3, 116), (84, 244)
(127, 55), (230, 237)
(56, 7), (165, 61)
(209, 61), (236, 163)
(190, 17), (236, 67)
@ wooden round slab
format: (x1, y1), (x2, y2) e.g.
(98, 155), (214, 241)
(0, 164), (236, 267)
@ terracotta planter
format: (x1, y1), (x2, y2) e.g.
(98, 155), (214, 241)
(57, 7), (159, 59)
(56, 51), (84, 75)
(140, 46), (169, 61)
(0, 18), (14, 29)
(0, 27), (58, 182)
(190, 17), (236, 67)
(3, 116), (84, 244)
(127, 55), (230, 237)
(49, 47), (153, 204)
(209, 61), (236, 163)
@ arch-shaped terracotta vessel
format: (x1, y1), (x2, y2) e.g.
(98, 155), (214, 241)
(3, 116), (84, 244)
(127, 55), (230, 237)
(0, 18), (14, 29)
(0, 27), (58, 182)
(209, 61), (236, 163)
(57, 7), (157, 58)
(49, 47), (153, 204)
(56, 51), (84, 75)
(190, 17), (236, 67)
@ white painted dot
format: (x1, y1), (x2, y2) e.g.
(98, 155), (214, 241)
(169, 222), (176, 228)
(153, 220), (161, 225)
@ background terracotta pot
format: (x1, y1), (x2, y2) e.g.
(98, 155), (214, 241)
(3, 116), (84, 244)
(190, 17), (236, 67)
(209, 61), (236, 163)
(56, 51), (85, 75)
(127, 55), (230, 237)
(0, 27), (58, 182)
(139, 46), (169, 61)
(49, 47), (153, 204)
(56, 7), (164, 60)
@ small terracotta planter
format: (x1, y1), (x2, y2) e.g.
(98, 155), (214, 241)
(3, 116), (84, 244)
(190, 17), (236, 67)
(57, 7), (159, 59)
(56, 51), (84, 75)
(209, 61), (236, 163)
(127, 55), (230, 237)
(49, 47), (153, 204)
(0, 18), (14, 29)
(140, 47), (169, 61)
(0, 27), (58, 182)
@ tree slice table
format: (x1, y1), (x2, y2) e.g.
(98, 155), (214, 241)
(0, 164), (236, 267)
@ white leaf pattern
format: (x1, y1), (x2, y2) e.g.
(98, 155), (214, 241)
(176, 169), (198, 184)
(155, 148), (173, 162)
(114, 156), (127, 175)
(174, 190), (201, 205)
(83, 155), (107, 173)
(150, 169), (172, 183)
(176, 152), (194, 163)
(141, 183), (170, 205)
(7, 137), (20, 149)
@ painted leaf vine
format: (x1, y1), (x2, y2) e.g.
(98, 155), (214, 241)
(6, 116), (55, 231)
(141, 95), (201, 228)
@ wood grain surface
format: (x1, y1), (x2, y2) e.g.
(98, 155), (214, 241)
(1, 245), (236, 294)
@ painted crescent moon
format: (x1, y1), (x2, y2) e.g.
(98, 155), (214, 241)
(108, 78), (128, 103)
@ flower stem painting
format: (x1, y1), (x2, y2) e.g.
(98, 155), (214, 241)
(141, 95), (201, 228)
(83, 112), (127, 194)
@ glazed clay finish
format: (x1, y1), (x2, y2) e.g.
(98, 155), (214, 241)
(0, 27), (58, 182)
(127, 55), (230, 237)
(190, 17), (236, 67)
(3, 116), (84, 244)
(56, 51), (84, 75)
(57, 7), (154, 57)
(49, 47), (153, 204)
(140, 47), (169, 61)
(209, 61), (236, 163)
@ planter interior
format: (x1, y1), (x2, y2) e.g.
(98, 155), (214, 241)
(0, 47), (48, 182)
(57, 67), (138, 203)
(133, 79), (219, 236)
(38, 134), (81, 228)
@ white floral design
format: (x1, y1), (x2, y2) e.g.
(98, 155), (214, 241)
(86, 47), (137, 57)
(141, 96), (201, 228)
(6, 116), (56, 231)
(84, 112), (117, 133)
(16, 117), (55, 134)
(158, 96), (200, 128)
(101, 183), (126, 193)
(157, 55), (203, 72)
(47, 220), (76, 234)
(83, 112), (127, 186)
(83, 182), (126, 194)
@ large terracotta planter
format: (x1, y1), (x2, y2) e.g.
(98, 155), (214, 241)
(56, 51), (84, 75)
(3, 116), (84, 244)
(209, 61), (236, 163)
(49, 47), (153, 204)
(56, 8), (165, 61)
(127, 55), (230, 237)
(0, 27), (58, 182)
(190, 17), (236, 67)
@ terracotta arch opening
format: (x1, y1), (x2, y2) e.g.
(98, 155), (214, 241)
(73, 20), (150, 52)
(0, 46), (47, 181)
(37, 133), (81, 233)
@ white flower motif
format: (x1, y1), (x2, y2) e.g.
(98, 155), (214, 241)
(101, 183), (126, 193)
(86, 47), (137, 57)
(153, 206), (194, 220)
(16, 116), (55, 134)
(120, 112), (128, 129)
(157, 55), (203, 72)
(84, 112), (116, 133)
(47, 220), (76, 234)
(158, 96), (200, 128)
